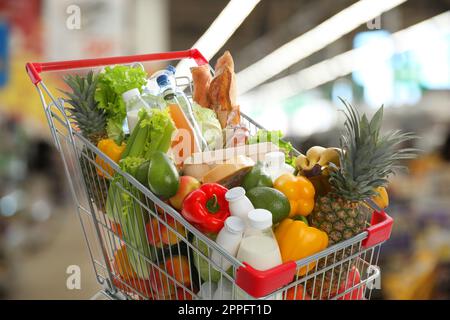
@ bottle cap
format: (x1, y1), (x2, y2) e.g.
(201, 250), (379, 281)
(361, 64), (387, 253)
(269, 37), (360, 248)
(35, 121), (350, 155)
(225, 187), (246, 202)
(264, 151), (285, 167)
(122, 88), (140, 103)
(247, 209), (272, 230)
(156, 74), (170, 87)
(166, 65), (176, 75)
(224, 216), (245, 234)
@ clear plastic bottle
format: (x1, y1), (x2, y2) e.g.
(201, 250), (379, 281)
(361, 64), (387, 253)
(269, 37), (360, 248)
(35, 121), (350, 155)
(157, 75), (208, 152)
(122, 88), (151, 133)
(211, 216), (245, 271)
(146, 65), (176, 95)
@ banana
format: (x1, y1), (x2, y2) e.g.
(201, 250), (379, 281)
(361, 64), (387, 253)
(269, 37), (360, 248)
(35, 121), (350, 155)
(296, 146), (340, 174)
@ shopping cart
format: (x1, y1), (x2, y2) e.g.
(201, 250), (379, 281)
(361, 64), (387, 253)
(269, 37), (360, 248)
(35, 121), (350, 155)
(26, 49), (393, 300)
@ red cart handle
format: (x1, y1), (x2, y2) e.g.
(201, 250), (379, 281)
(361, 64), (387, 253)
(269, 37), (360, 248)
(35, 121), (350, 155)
(235, 210), (393, 298)
(25, 48), (208, 85)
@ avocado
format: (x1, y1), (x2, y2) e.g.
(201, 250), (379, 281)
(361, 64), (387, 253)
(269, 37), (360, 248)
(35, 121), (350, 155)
(246, 187), (290, 224)
(242, 163), (273, 191)
(147, 151), (179, 199)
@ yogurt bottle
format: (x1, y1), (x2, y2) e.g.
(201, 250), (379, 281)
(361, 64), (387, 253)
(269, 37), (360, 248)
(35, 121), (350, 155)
(225, 187), (254, 223)
(213, 277), (233, 300)
(235, 208), (283, 300)
(211, 216), (245, 271)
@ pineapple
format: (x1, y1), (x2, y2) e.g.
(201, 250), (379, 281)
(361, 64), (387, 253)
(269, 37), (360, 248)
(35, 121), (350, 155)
(307, 98), (416, 298)
(61, 71), (107, 144)
(61, 71), (109, 212)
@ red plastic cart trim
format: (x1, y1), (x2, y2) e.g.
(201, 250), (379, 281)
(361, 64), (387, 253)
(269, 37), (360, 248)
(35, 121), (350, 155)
(25, 48), (208, 85)
(361, 210), (393, 249)
(235, 261), (297, 298)
(236, 210), (394, 298)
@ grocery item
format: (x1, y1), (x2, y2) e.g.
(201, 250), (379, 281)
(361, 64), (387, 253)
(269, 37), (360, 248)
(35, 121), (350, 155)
(150, 265), (176, 299)
(371, 186), (389, 209)
(337, 266), (364, 300)
(165, 255), (191, 287)
(61, 70), (107, 145)
(181, 183), (230, 234)
(284, 285), (311, 300)
(146, 65), (176, 95)
(113, 245), (137, 281)
(192, 102), (223, 150)
(207, 51), (240, 128)
(95, 138), (126, 177)
(146, 215), (187, 248)
(225, 187), (254, 222)
(236, 209), (282, 271)
(191, 234), (233, 283)
(196, 281), (217, 300)
(274, 218), (328, 276)
(223, 126), (250, 148)
(246, 187), (290, 225)
(247, 130), (296, 167)
(308, 99), (416, 298)
(296, 146), (340, 174)
(169, 176), (201, 210)
(147, 151), (180, 199)
(241, 162), (273, 191)
(213, 277), (233, 300)
(95, 65), (148, 144)
(274, 173), (315, 217)
(201, 156), (254, 188)
(211, 216), (245, 271)
(263, 151), (295, 182)
(158, 75), (208, 157)
(122, 88), (151, 132)
(191, 64), (212, 108)
(184, 143), (278, 176)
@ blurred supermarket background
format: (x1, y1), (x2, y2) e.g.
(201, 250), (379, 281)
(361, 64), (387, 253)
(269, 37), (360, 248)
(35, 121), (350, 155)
(0, 0), (449, 299)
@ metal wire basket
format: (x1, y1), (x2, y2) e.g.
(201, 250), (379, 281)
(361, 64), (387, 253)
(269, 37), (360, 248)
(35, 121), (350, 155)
(26, 49), (393, 300)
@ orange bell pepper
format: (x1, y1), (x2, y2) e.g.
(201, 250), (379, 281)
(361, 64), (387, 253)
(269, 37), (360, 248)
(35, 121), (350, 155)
(274, 173), (315, 217)
(275, 218), (328, 276)
(95, 138), (126, 178)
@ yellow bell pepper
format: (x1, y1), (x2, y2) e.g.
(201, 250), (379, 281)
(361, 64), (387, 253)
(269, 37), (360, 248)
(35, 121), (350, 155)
(95, 138), (126, 177)
(274, 173), (315, 217)
(275, 218), (328, 276)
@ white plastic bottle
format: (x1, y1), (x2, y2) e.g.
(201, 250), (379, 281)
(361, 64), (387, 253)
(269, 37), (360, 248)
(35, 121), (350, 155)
(122, 88), (151, 133)
(225, 187), (254, 223)
(264, 151), (295, 182)
(235, 208), (283, 299)
(196, 281), (217, 300)
(213, 277), (233, 300)
(211, 216), (245, 271)
(237, 209), (282, 271)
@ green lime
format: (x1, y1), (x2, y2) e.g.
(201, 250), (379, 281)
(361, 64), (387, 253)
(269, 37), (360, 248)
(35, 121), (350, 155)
(246, 187), (290, 224)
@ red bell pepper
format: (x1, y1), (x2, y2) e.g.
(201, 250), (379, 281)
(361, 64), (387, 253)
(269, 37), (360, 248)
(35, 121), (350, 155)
(181, 183), (230, 234)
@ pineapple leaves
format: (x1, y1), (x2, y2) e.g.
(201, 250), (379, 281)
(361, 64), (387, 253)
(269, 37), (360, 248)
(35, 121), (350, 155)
(330, 98), (418, 202)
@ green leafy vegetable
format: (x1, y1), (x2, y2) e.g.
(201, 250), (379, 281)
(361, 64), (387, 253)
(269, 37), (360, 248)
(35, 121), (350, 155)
(192, 103), (223, 150)
(248, 130), (296, 167)
(95, 65), (148, 144)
